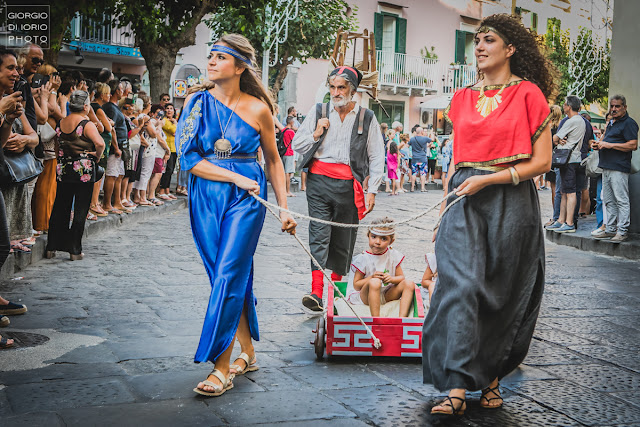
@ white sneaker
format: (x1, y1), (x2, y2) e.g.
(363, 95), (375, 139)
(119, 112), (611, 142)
(590, 227), (605, 236)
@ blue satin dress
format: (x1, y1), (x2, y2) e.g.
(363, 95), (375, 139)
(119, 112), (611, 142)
(176, 90), (266, 364)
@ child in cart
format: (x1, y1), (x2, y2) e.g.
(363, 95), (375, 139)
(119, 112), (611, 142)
(346, 217), (416, 317)
(420, 253), (437, 311)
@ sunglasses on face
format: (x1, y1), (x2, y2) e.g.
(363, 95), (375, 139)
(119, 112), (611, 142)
(31, 57), (44, 65)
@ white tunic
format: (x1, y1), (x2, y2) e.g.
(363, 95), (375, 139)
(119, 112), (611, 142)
(292, 102), (385, 193)
(346, 248), (405, 299)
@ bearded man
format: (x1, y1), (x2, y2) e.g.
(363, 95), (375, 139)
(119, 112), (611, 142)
(292, 66), (385, 311)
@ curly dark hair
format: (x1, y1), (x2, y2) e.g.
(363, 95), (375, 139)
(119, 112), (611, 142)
(478, 14), (558, 100)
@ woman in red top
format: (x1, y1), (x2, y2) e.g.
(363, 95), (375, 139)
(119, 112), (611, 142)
(423, 14), (555, 417)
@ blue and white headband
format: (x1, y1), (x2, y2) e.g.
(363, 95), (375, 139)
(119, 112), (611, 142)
(210, 44), (252, 66)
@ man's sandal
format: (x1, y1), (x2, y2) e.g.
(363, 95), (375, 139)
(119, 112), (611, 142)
(230, 352), (259, 375)
(193, 369), (233, 397)
(430, 396), (466, 416)
(480, 384), (503, 409)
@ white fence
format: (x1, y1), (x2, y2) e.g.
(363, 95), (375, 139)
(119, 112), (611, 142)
(376, 51), (477, 95)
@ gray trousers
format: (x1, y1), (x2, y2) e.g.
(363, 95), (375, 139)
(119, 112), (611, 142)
(602, 169), (630, 235)
(306, 173), (359, 276)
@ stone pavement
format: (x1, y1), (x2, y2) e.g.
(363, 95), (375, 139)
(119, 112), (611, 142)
(1, 187), (640, 426)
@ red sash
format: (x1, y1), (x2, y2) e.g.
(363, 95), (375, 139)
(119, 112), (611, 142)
(309, 160), (366, 220)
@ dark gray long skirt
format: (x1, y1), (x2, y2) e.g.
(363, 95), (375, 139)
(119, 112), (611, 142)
(422, 168), (545, 392)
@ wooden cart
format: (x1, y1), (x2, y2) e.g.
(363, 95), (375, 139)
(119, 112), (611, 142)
(313, 281), (426, 359)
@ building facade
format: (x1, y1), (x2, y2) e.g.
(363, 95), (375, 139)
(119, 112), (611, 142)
(281, 0), (610, 133)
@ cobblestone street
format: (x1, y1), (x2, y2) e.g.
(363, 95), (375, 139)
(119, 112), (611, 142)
(1, 188), (639, 426)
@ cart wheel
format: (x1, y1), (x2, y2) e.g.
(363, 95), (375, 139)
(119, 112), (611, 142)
(314, 317), (325, 360)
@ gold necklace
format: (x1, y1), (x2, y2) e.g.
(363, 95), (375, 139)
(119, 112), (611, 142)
(475, 76), (511, 118)
(213, 94), (242, 158)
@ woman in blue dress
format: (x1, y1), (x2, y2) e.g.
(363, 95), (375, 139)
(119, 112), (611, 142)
(177, 34), (297, 397)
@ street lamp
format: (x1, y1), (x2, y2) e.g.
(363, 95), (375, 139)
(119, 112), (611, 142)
(262, 0), (299, 87)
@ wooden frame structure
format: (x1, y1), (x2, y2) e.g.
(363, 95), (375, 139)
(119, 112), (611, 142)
(330, 28), (378, 99)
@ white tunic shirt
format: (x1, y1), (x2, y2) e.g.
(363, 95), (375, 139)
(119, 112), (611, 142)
(292, 102), (385, 193)
(346, 248), (405, 298)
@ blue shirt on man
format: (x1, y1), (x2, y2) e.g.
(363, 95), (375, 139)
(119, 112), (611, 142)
(409, 136), (430, 164)
(599, 113), (639, 173)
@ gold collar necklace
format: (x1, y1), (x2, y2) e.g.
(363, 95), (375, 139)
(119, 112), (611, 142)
(475, 75), (511, 118)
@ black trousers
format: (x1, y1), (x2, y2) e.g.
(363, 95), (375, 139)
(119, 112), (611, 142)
(46, 182), (93, 255)
(159, 152), (177, 189)
(0, 191), (10, 268)
(306, 173), (359, 276)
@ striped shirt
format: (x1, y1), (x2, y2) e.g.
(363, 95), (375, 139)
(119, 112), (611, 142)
(292, 102), (385, 193)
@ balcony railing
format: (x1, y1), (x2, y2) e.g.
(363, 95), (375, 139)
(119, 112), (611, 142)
(69, 14), (135, 48)
(375, 51), (477, 95)
(442, 64), (477, 95)
(376, 51), (440, 93)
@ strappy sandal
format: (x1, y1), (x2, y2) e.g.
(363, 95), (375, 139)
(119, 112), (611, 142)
(90, 205), (108, 217)
(229, 352), (259, 376)
(430, 396), (466, 416)
(193, 369), (234, 397)
(480, 384), (503, 409)
(10, 242), (31, 253)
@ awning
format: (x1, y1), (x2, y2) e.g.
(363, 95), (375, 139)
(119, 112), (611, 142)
(420, 95), (453, 110)
(580, 110), (606, 124)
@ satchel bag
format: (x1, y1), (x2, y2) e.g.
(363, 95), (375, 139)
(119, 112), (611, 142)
(551, 147), (571, 169)
(631, 149), (640, 174)
(580, 151), (602, 178)
(2, 149), (44, 185)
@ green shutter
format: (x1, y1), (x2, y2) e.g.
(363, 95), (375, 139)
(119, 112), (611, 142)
(515, 6), (521, 15)
(374, 13), (383, 51)
(395, 17), (407, 54)
(455, 30), (466, 64)
(532, 13), (538, 33)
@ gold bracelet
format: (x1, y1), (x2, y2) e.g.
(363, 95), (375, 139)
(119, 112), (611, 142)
(508, 166), (520, 186)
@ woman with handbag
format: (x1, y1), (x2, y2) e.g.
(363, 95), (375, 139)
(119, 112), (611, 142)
(32, 64), (63, 233)
(45, 90), (104, 261)
(3, 73), (39, 254)
(0, 47), (32, 348)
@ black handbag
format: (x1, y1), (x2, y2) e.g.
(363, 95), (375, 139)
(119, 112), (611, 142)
(1, 149), (44, 185)
(551, 148), (571, 169)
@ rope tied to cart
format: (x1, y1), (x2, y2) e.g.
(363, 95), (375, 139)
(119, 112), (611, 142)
(252, 191), (466, 350)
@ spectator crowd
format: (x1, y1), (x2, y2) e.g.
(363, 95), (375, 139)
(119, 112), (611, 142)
(0, 43), (189, 348)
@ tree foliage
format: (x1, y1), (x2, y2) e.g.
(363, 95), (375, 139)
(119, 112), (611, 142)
(544, 19), (610, 106)
(106, 0), (219, 101)
(206, 0), (357, 97)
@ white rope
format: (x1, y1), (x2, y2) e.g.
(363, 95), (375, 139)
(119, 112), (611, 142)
(251, 191), (465, 231)
(258, 196), (383, 349)
(251, 190), (467, 350)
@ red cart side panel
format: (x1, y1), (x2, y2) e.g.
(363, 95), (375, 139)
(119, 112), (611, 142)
(327, 317), (424, 357)
(326, 285), (425, 357)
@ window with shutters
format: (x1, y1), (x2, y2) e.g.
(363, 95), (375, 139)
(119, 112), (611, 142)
(454, 30), (474, 65)
(374, 12), (407, 54)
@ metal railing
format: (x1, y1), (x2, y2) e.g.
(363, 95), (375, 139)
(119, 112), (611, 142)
(376, 51), (477, 95)
(376, 51), (440, 92)
(442, 64), (477, 94)
(69, 14), (136, 47)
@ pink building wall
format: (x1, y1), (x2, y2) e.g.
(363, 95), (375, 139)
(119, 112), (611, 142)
(294, 0), (482, 129)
